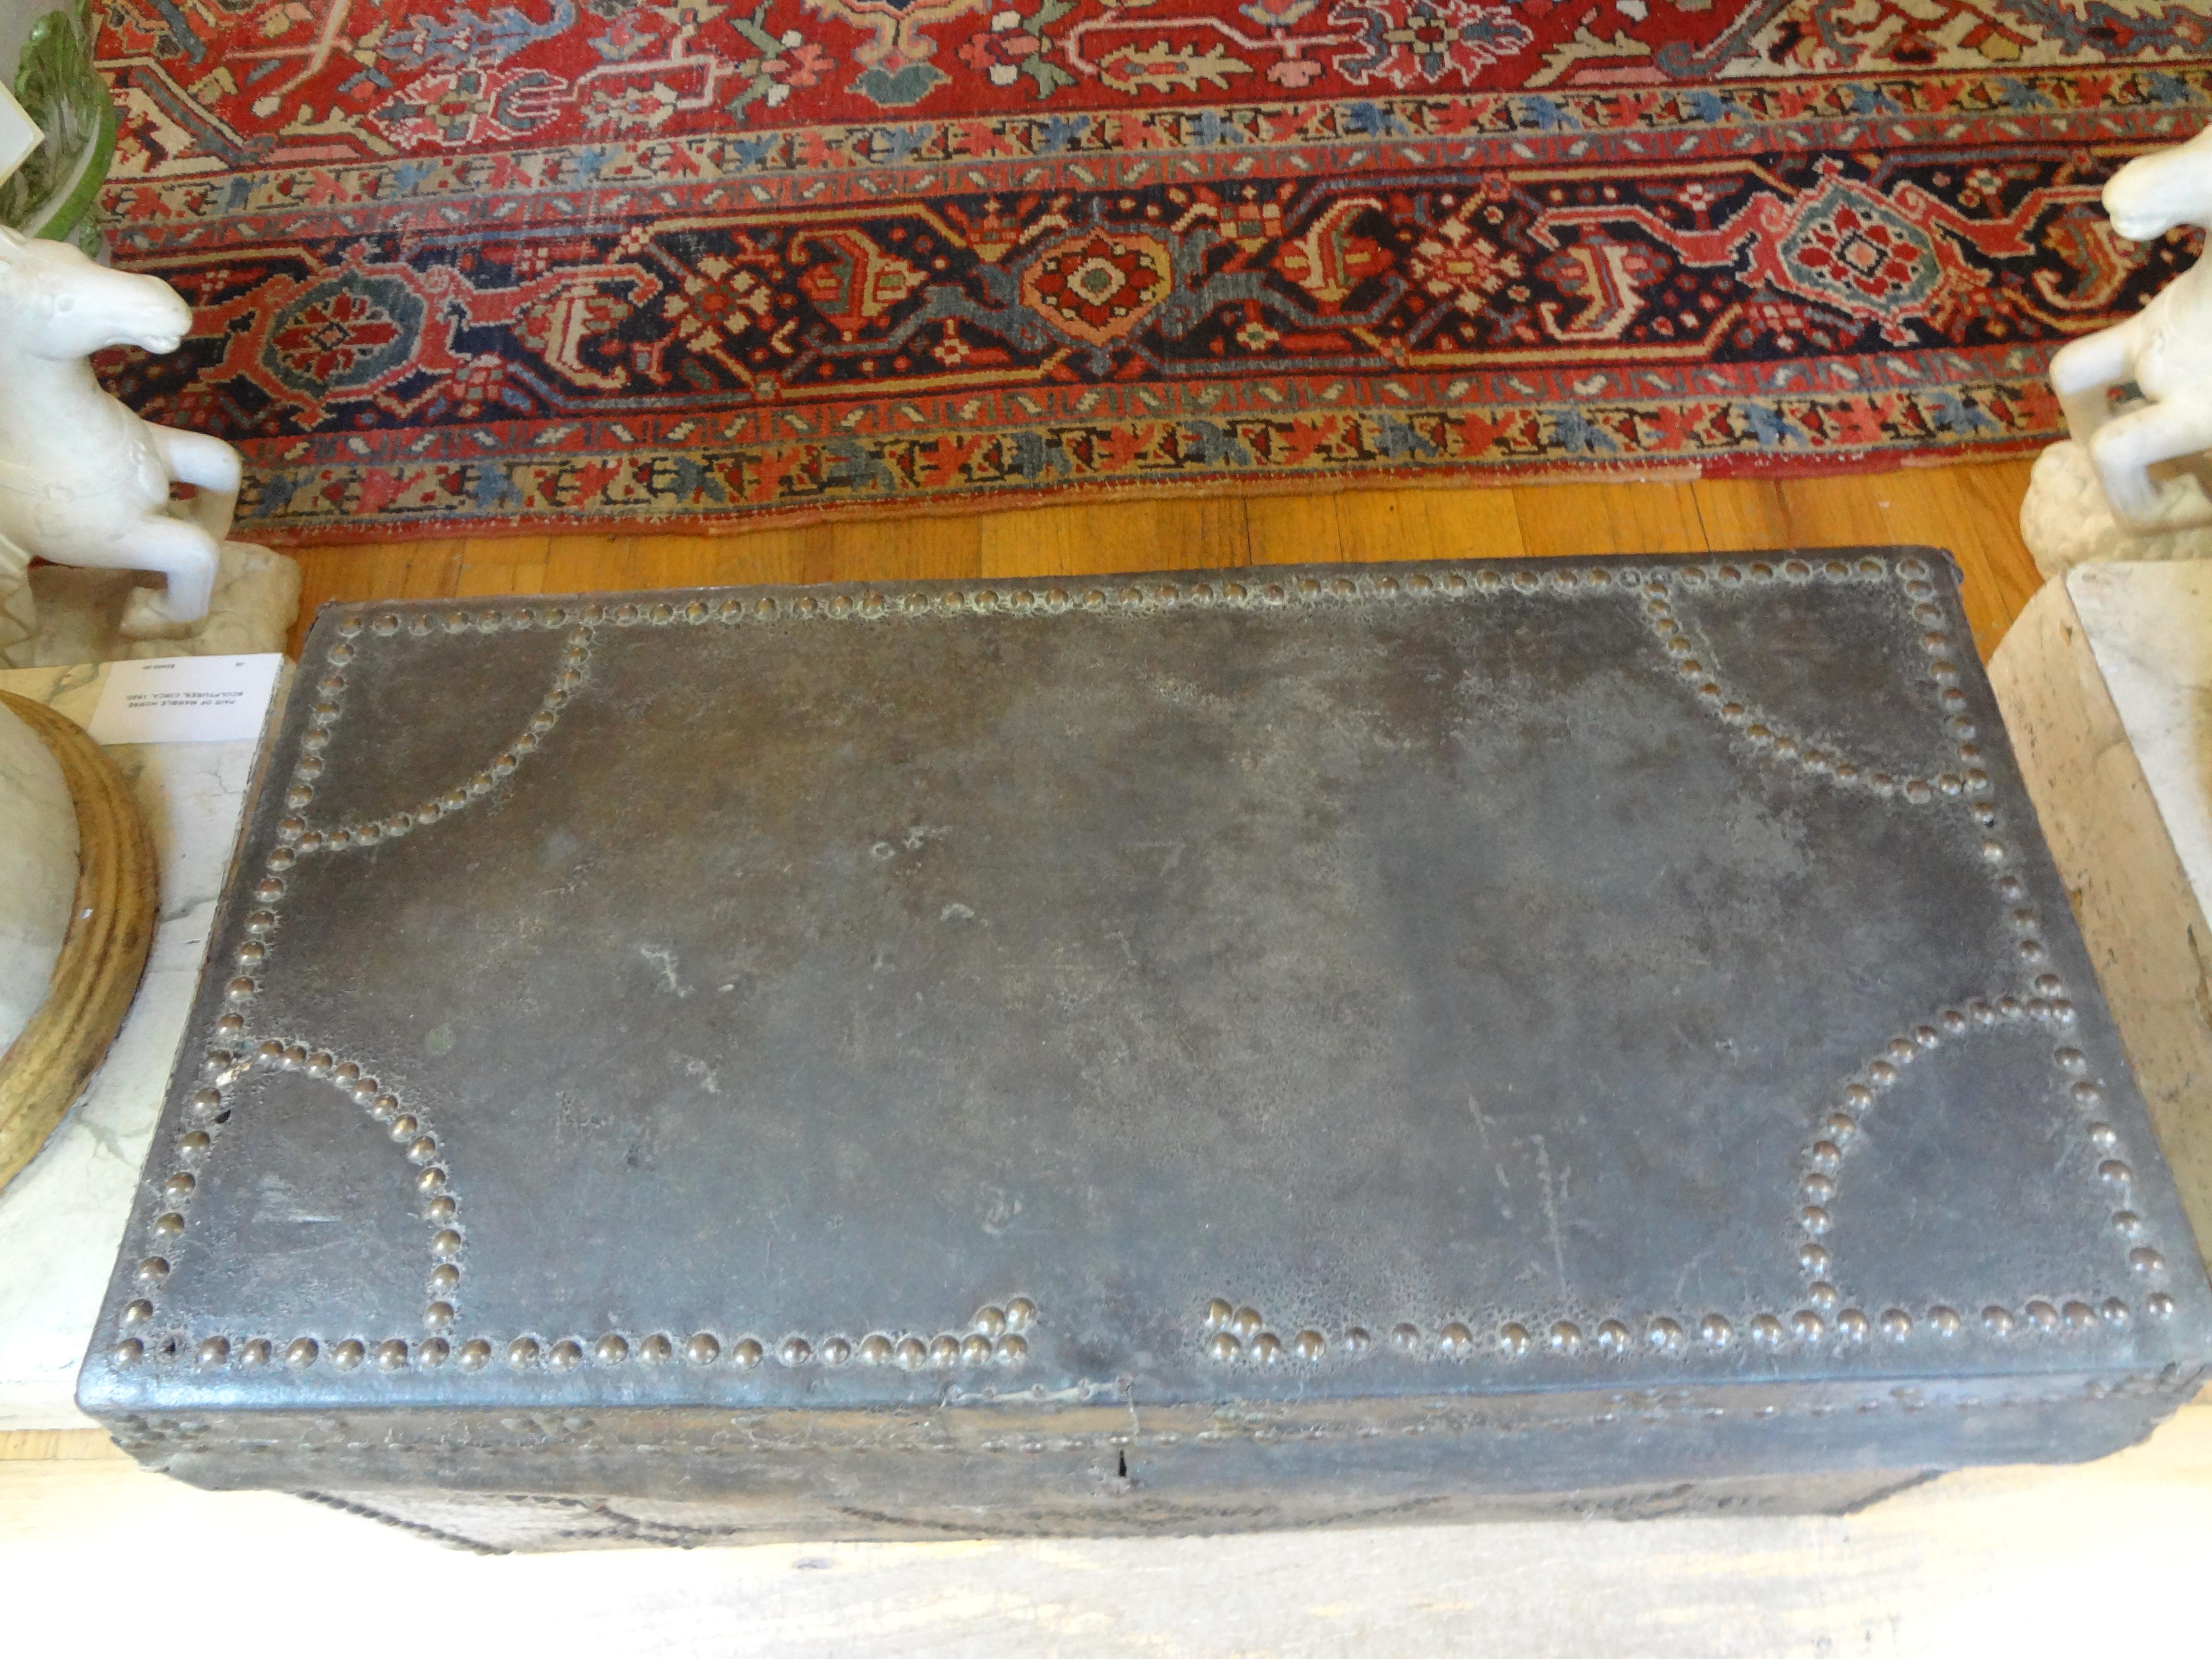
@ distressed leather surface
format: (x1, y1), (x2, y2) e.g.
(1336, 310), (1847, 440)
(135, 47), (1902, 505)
(79, 551), (2212, 1521)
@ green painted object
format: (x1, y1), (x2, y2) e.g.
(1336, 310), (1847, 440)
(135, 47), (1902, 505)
(0, 1), (115, 251)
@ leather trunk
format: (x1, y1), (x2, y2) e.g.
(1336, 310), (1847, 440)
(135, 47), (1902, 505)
(77, 551), (2212, 1551)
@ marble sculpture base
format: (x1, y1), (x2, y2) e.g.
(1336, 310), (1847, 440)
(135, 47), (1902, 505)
(0, 541), (300, 670)
(1989, 564), (2212, 1258)
(2019, 441), (2212, 578)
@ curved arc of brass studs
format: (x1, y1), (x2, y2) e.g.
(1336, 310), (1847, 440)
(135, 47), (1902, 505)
(276, 611), (597, 860)
(1783, 986), (2160, 1345)
(1197, 981), (2161, 1369)
(1637, 554), (1979, 804)
(118, 1032), (461, 1376)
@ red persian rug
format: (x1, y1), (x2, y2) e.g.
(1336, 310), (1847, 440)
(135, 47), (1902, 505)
(92, 1), (2212, 538)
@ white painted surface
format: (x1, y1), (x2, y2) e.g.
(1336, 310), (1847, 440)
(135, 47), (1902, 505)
(0, 659), (278, 1427)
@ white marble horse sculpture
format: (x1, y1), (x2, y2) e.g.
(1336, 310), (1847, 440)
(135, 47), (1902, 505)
(2025, 125), (2212, 572)
(0, 226), (247, 658)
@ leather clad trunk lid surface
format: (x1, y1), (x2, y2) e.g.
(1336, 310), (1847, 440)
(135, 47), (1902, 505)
(78, 551), (2212, 1547)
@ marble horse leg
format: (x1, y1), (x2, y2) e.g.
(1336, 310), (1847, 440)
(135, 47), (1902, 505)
(148, 427), (242, 544)
(2089, 399), (2212, 533)
(113, 513), (220, 626)
(2048, 323), (2137, 445)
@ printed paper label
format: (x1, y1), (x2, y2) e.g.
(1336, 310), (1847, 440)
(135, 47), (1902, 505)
(88, 655), (283, 745)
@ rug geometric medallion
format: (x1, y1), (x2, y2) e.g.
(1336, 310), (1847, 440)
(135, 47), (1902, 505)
(93, 1), (2211, 539)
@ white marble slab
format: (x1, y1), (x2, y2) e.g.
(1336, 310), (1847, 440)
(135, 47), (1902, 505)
(1990, 566), (2212, 1268)
(2066, 563), (2212, 906)
(0, 659), (282, 1429)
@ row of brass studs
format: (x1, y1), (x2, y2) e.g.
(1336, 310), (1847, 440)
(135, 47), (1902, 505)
(116, 1300), (1040, 1375)
(292, 554), (1902, 645)
(1200, 1293), (2163, 1366)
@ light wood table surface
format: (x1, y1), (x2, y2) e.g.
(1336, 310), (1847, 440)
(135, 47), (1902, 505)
(3, 1403), (2206, 1653)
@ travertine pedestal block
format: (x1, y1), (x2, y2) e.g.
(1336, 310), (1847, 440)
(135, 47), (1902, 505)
(1989, 565), (2212, 1255)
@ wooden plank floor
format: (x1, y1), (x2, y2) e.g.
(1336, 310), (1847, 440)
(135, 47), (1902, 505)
(283, 459), (2044, 664)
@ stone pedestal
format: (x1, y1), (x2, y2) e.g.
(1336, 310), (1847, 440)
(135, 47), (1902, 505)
(0, 657), (281, 1427)
(1989, 564), (2212, 1259)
